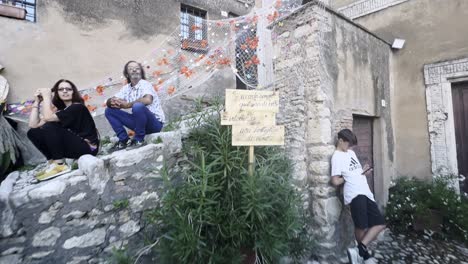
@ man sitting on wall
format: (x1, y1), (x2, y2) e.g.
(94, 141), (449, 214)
(105, 60), (165, 152)
(330, 129), (386, 264)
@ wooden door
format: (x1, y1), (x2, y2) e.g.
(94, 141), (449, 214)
(452, 82), (468, 193)
(352, 116), (375, 193)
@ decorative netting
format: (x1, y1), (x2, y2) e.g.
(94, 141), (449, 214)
(6, 0), (330, 116)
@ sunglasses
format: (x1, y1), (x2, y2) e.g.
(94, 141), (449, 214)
(57, 87), (73, 92)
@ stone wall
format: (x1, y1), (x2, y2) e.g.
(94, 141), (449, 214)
(272, 2), (393, 262)
(0, 132), (182, 264)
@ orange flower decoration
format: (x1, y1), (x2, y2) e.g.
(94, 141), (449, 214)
(86, 104), (97, 112)
(83, 94), (91, 102)
(191, 25), (202, 31)
(252, 15), (258, 24)
(195, 54), (205, 63)
(96, 85), (105, 96)
(216, 21), (224, 27)
(152, 70), (162, 78)
(246, 37), (259, 50)
(158, 79), (165, 85)
(200, 39), (208, 48)
(205, 60), (213, 66)
(128, 130), (135, 137)
(241, 44), (248, 50)
(157, 58), (169, 66)
(275, 0), (282, 8)
(217, 58), (231, 66)
(153, 84), (160, 93)
(180, 66), (194, 78)
(251, 55), (260, 65)
(182, 40), (189, 49)
(167, 86), (176, 95)
(245, 60), (253, 68)
(178, 55), (187, 63)
(267, 11), (279, 23)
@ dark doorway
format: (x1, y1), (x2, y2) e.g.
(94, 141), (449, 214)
(452, 82), (468, 193)
(352, 116), (375, 193)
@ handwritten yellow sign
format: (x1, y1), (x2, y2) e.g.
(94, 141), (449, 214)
(221, 111), (276, 126)
(225, 89), (279, 113)
(232, 125), (285, 146)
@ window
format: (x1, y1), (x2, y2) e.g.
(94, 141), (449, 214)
(180, 4), (207, 52)
(1, 0), (36, 22)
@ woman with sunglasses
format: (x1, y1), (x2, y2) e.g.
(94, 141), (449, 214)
(27, 79), (99, 181)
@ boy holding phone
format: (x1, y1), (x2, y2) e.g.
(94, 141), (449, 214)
(330, 129), (386, 264)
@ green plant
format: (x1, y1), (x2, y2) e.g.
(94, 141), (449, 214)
(162, 116), (182, 132)
(71, 162), (79, 170)
(386, 176), (468, 244)
(111, 247), (133, 264)
(147, 113), (312, 263)
(113, 199), (129, 210)
(152, 137), (163, 144)
(101, 136), (111, 145)
(17, 164), (35, 172)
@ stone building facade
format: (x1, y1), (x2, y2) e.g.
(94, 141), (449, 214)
(272, 2), (394, 262)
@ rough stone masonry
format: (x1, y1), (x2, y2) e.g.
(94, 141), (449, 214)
(0, 131), (182, 264)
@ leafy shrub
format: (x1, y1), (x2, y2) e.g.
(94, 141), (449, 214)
(386, 176), (468, 244)
(147, 114), (313, 263)
(113, 199), (130, 210)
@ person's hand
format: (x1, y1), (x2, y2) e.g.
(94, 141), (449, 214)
(116, 98), (130, 108)
(362, 164), (373, 175)
(37, 88), (52, 100)
(108, 98), (121, 109)
(33, 89), (43, 104)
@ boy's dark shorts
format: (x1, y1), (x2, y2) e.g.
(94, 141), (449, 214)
(350, 195), (385, 229)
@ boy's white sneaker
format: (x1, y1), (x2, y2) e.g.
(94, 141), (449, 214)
(347, 247), (362, 264)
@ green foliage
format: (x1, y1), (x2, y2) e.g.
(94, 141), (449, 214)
(386, 176), (468, 244)
(152, 137), (163, 144)
(100, 136), (112, 146)
(162, 116), (182, 132)
(147, 113), (312, 263)
(113, 199), (129, 210)
(111, 247), (133, 264)
(17, 164), (35, 172)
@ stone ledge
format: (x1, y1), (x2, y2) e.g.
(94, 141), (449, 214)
(337, 0), (409, 20)
(0, 133), (182, 263)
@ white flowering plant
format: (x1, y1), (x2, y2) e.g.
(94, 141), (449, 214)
(385, 176), (468, 245)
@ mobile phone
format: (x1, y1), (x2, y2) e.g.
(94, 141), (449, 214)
(362, 166), (373, 175)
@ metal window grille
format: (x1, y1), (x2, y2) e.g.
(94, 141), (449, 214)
(180, 4), (207, 41)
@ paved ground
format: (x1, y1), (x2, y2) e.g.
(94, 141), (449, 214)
(369, 229), (468, 264)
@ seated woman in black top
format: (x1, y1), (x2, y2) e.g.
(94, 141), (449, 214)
(27, 79), (99, 180)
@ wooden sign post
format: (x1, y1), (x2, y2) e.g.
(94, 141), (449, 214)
(221, 89), (284, 177)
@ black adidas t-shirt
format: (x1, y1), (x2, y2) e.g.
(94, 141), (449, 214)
(55, 103), (98, 144)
